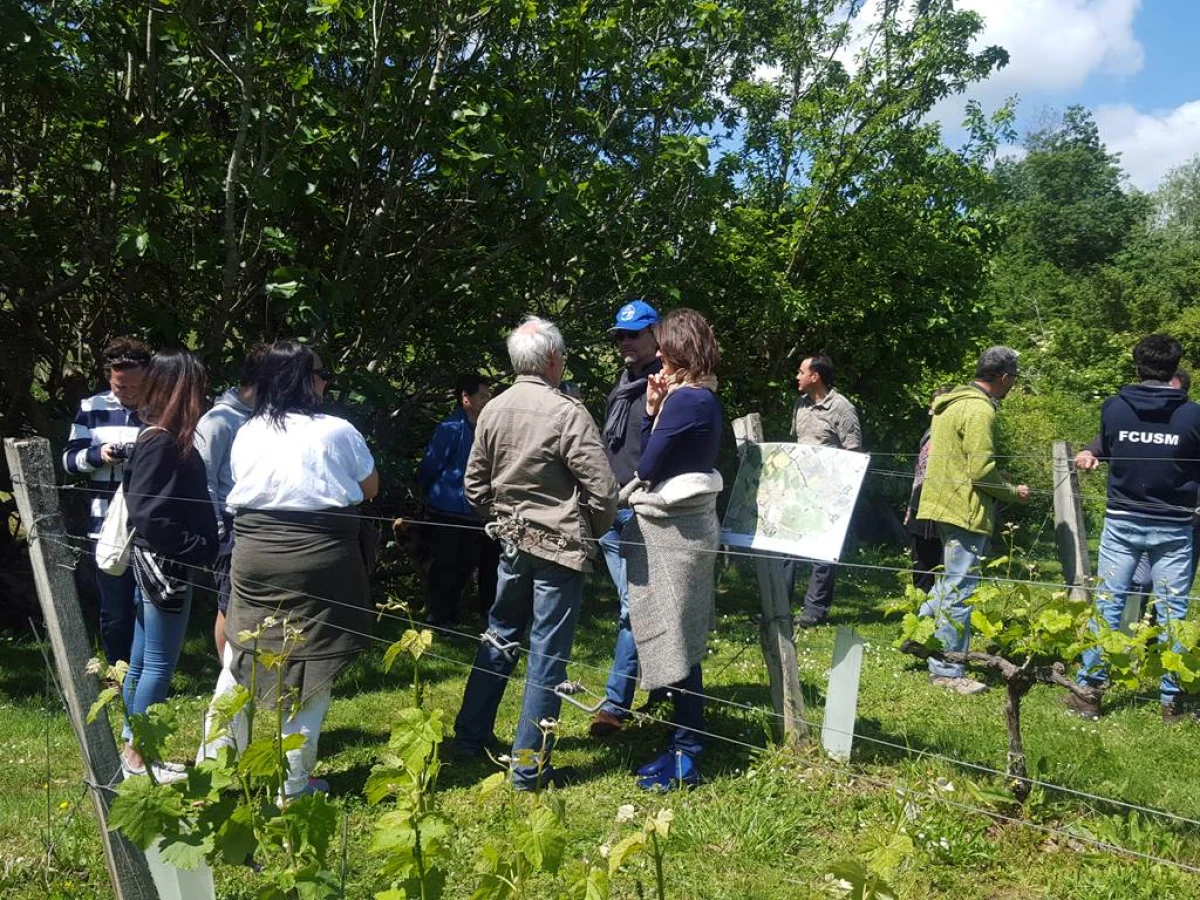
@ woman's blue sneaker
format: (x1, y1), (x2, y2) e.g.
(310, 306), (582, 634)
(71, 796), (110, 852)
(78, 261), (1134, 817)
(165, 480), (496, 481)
(635, 750), (675, 778)
(636, 751), (699, 791)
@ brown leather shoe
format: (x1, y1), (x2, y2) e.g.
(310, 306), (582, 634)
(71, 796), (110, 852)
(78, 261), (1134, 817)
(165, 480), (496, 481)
(1062, 690), (1101, 720)
(1162, 700), (1188, 725)
(588, 709), (624, 739)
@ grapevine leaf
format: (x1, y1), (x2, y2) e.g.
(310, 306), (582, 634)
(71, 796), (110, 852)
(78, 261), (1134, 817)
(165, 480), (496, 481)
(283, 792), (339, 860)
(607, 831), (647, 876)
(216, 802), (257, 864)
(364, 766), (413, 805)
(514, 805), (567, 872)
(108, 775), (184, 849)
(87, 686), (119, 723)
(157, 829), (214, 870)
(477, 771), (508, 804)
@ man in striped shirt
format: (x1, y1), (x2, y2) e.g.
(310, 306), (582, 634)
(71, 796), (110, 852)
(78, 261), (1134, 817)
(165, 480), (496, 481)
(62, 337), (152, 664)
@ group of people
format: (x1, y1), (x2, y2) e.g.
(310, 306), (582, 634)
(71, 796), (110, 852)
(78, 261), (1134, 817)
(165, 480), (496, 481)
(906, 337), (1200, 724)
(430, 305), (725, 790)
(66, 315), (1200, 796)
(67, 339), (378, 790)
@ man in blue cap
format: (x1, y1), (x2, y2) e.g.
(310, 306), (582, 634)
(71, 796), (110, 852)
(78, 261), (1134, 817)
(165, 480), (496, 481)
(590, 300), (666, 737)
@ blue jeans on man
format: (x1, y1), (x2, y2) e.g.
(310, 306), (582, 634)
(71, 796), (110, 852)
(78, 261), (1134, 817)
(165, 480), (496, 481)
(454, 549), (583, 789)
(97, 567), (138, 664)
(1076, 515), (1193, 704)
(918, 524), (990, 679)
(598, 508), (639, 716)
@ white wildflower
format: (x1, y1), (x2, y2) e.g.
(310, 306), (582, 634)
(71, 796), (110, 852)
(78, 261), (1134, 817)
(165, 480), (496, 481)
(615, 804), (636, 824)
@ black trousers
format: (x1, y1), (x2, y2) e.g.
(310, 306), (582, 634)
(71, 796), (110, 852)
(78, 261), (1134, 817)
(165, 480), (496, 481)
(426, 511), (501, 624)
(784, 559), (837, 622)
(910, 532), (943, 594)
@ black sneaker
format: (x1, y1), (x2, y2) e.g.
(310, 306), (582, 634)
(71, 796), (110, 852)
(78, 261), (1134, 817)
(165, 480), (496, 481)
(795, 613), (827, 629)
(449, 734), (507, 761)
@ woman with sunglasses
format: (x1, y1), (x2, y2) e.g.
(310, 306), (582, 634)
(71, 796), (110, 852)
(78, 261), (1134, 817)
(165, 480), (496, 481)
(201, 340), (379, 798)
(621, 308), (724, 791)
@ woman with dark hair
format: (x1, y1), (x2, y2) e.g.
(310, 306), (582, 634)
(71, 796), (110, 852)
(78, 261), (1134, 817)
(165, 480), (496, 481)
(201, 340), (379, 798)
(905, 387), (952, 593)
(122, 349), (218, 781)
(621, 308), (723, 791)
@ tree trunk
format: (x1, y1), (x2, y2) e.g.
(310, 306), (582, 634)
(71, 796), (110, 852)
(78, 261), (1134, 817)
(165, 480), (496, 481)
(1004, 680), (1030, 802)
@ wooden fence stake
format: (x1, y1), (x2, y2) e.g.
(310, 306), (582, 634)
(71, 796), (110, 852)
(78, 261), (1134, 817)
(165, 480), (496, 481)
(6, 437), (158, 900)
(731, 414), (809, 747)
(1051, 441), (1091, 604)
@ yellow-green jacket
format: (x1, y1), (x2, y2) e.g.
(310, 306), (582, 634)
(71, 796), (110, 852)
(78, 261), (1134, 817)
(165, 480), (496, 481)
(916, 384), (1020, 535)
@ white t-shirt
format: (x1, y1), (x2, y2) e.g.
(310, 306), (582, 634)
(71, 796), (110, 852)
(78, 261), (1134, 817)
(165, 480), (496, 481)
(227, 412), (376, 511)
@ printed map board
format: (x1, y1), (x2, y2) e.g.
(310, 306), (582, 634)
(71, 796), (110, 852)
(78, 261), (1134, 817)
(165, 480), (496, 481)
(720, 442), (870, 562)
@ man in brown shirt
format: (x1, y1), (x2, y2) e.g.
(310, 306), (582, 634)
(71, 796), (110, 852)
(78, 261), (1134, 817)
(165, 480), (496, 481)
(787, 354), (862, 626)
(453, 316), (618, 789)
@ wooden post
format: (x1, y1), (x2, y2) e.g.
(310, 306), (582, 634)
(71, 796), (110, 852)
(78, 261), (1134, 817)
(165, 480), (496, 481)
(731, 414), (809, 747)
(5, 437), (158, 900)
(1051, 442), (1091, 604)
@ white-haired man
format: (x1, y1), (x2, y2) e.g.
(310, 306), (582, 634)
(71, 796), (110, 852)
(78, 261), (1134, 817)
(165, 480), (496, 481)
(453, 316), (618, 789)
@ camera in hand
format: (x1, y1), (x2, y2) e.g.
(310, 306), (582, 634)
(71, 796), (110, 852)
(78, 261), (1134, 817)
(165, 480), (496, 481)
(109, 442), (138, 461)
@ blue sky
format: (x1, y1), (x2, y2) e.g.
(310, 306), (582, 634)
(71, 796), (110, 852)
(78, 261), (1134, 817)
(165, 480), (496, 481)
(1076, 1), (1200, 111)
(947, 0), (1200, 189)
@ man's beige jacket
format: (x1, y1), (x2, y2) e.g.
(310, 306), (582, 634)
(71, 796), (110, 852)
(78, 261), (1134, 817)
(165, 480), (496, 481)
(466, 375), (618, 571)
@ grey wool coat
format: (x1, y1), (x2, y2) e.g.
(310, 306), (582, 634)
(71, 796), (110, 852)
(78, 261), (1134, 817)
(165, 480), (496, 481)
(622, 471), (723, 690)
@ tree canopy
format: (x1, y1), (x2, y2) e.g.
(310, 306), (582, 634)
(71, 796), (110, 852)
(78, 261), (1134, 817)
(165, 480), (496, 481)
(12, 0), (1192, 506)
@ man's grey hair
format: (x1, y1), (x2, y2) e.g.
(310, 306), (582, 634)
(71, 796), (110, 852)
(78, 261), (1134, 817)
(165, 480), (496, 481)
(507, 316), (565, 376)
(975, 346), (1019, 381)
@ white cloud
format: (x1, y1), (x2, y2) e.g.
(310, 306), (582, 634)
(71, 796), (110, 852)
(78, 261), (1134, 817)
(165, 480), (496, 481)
(753, 1), (1198, 190)
(959, 0), (1143, 97)
(831, 0), (1142, 98)
(1094, 101), (1200, 191)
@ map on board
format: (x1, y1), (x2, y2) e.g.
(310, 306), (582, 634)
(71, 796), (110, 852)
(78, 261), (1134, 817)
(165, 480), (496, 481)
(720, 442), (871, 562)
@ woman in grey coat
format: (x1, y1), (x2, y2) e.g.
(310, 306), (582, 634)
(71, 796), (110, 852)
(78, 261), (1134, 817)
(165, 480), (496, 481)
(621, 308), (723, 790)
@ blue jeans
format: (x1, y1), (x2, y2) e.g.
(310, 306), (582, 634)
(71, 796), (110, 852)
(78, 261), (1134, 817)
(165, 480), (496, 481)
(122, 587), (193, 743)
(599, 508), (639, 716)
(666, 664), (706, 757)
(1077, 516), (1193, 703)
(918, 524), (989, 679)
(97, 567), (138, 664)
(454, 550), (583, 788)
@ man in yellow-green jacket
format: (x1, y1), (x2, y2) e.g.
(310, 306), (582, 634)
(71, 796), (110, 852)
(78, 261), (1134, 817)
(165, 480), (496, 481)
(916, 347), (1030, 695)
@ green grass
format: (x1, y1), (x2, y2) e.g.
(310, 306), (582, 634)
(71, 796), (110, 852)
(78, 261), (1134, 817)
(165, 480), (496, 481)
(3, 545), (1200, 899)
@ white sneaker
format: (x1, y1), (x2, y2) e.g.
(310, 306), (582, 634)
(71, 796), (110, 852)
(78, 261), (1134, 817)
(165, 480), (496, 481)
(929, 675), (989, 695)
(121, 757), (188, 784)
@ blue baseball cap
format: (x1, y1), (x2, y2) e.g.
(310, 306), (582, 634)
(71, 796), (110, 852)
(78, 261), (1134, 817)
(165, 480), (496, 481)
(609, 300), (658, 334)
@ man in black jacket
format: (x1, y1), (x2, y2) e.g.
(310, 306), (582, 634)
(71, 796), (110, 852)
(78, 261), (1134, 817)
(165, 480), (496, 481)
(1069, 335), (1200, 723)
(589, 300), (663, 738)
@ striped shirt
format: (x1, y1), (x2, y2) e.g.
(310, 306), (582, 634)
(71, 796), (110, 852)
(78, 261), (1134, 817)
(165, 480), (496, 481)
(62, 391), (143, 538)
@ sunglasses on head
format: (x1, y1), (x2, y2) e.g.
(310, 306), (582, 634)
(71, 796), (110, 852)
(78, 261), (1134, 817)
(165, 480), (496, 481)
(106, 354), (151, 368)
